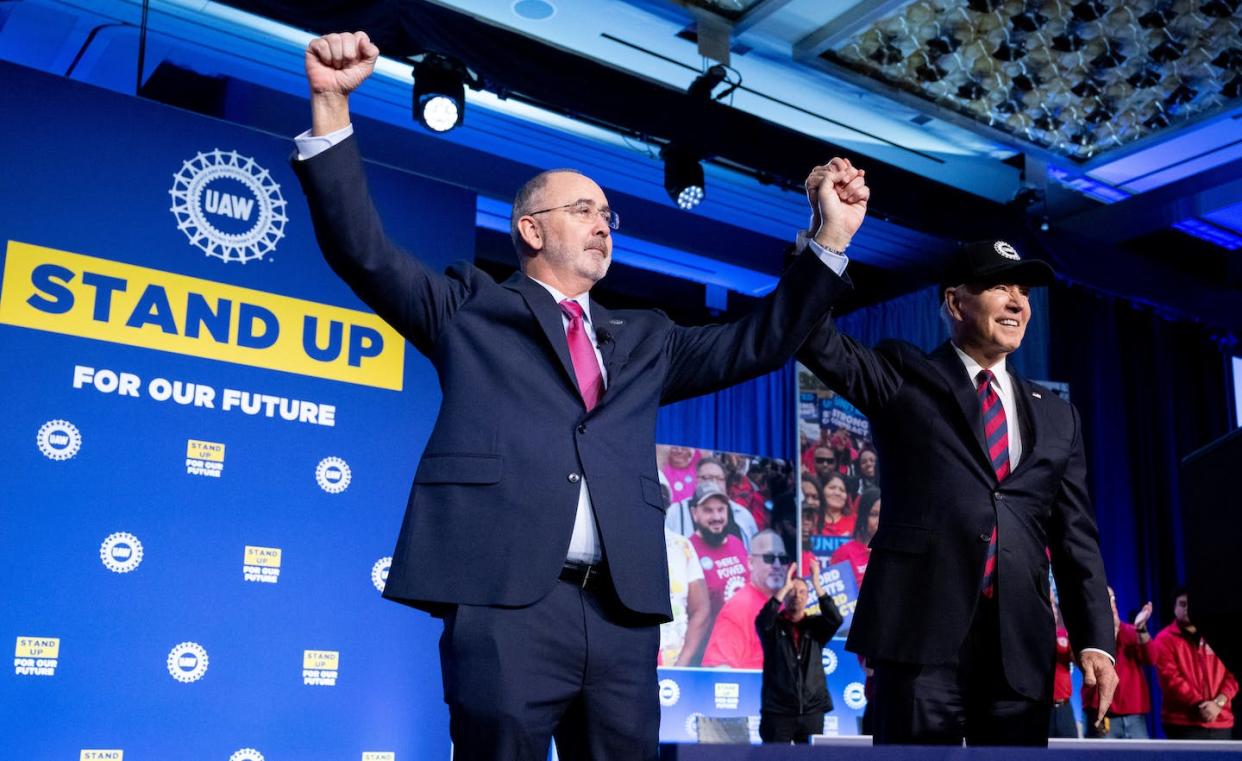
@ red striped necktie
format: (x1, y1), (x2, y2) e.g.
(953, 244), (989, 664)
(977, 368), (1009, 599)
(559, 299), (603, 411)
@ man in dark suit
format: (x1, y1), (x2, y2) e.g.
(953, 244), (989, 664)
(797, 183), (1118, 745)
(294, 32), (869, 760)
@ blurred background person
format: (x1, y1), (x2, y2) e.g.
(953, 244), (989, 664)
(756, 557), (843, 744)
(857, 447), (880, 494)
(660, 528), (710, 667)
(662, 445), (702, 503)
(666, 457), (758, 548)
(818, 473), (855, 538)
(702, 530), (789, 669)
(686, 484), (750, 623)
(1153, 588), (1237, 740)
(1048, 596), (1078, 738)
(1083, 588), (1155, 739)
(831, 487), (880, 587)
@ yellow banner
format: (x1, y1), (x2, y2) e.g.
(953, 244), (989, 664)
(244, 546), (282, 567)
(187, 439), (226, 462)
(15, 636), (60, 658)
(0, 241), (404, 390)
(303, 650), (340, 669)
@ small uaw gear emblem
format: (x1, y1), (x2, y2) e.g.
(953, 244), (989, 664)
(169, 148), (287, 263)
(993, 240), (1020, 260)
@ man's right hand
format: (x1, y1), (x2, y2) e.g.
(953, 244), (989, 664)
(306, 32), (380, 135)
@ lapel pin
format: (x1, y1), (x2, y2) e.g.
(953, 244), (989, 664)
(609, 319), (624, 325)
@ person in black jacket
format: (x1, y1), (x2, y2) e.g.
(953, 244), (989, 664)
(756, 556), (845, 743)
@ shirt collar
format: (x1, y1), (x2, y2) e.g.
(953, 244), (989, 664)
(528, 276), (593, 326)
(951, 343), (1009, 393)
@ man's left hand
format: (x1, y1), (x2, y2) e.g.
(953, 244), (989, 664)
(1198, 700), (1223, 722)
(1081, 651), (1119, 727)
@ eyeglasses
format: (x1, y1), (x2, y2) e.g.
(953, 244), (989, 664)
(752, 553), (790, 565)
(815, 457), (836, 465)
(528, 201), (620, 230)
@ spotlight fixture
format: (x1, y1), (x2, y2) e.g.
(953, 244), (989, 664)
(411, 53), (472, 133)
(662, 143), (705, 211)
(687, 64), (730, 100)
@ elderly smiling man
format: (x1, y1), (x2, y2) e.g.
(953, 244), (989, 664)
(798, 215), (1118, 745)
(291, 31), (869, 761)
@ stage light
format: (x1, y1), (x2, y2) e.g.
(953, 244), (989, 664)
(662, 143), (705, 211)
(412, 53), (467, 133)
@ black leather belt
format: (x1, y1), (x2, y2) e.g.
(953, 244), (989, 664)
(560, 562), (607, 590)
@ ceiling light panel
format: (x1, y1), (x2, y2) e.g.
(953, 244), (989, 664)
(824, 0), (1241, 160)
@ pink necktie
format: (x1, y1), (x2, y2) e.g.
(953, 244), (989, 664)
(978, 369), (1009, 599)
(559, 300), (602, 411)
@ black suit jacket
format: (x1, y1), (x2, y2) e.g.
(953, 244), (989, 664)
(798, 307), (1114, 699)
(293, 136), (851, 623)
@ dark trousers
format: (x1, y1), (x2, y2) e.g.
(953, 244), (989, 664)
(1163, 724), (1233, 740)
(759, 712), (824, 744)
(439, 578), (660, 761)
(1048, 701), (1078, 738)
(872, 597), (1051, 746)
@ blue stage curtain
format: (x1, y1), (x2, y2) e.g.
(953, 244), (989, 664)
(1050, 282), (1233, 738)
(657, 362), (797, 459)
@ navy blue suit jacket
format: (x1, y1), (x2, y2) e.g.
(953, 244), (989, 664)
(294, 136), (851, 623)
(798, 311), (1114, 699)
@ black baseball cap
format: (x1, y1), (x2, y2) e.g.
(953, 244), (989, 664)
(938, 240), (1056, 296)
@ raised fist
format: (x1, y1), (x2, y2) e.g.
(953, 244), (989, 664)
(305, 31), (380, 97)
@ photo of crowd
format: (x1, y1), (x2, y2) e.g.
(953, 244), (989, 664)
(797, 366), (881, 590)
(656, 445), (798, 669)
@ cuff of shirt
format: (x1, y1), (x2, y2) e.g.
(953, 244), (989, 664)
(294, 124), (354, 161)
(1079, 647), (1116, 665)
(795, 230), (849, 277)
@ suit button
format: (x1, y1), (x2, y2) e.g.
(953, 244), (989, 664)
(979, 532), (991, 543)
(577, 424), (587, 434)
(568, 473), (581, 483)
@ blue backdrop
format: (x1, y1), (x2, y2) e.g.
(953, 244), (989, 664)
(1, 62), (472, 760)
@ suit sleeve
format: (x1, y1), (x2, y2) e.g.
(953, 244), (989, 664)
(795, 314), (905, 418)
(292, 135), (469, 355)
(1048, 404), (1115, 658)
(659, 252), (851, 404)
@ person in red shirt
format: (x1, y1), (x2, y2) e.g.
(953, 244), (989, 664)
(687, 485), (750, 620)
(1084, 587), (1156, 738)
(1048, 599), (1077, 738)
(702, 530), (789, 669)
(1153, 589), (1238, 740)
(818, 473), (855, 538)
(830, 487), (879, 586)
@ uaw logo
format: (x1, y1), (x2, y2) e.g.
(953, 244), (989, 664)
(167, 642), (208, 683)
(361, 754), (395, 761)
(243, 546), (282, 584)
(994, 240), (1020, 260)
(316, 456), (352, 494)
(684, 712), (704, 740)
(14, 636), (59, 677)
(36, 419), (81, 461)
(821, 648), (838, 675)
(657, 678), (681, 707)
(303, 649), (339, 686)
(229, 750), (265, 761)
(713, 681), (740, 710)
(186, 439), (225, 478)
(100, 532), (143, 574)
(843, 680), (867, 710)
(80, 752), (124, 760)
(169, 149), (287, 264)
(371, 557), (391, 593)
